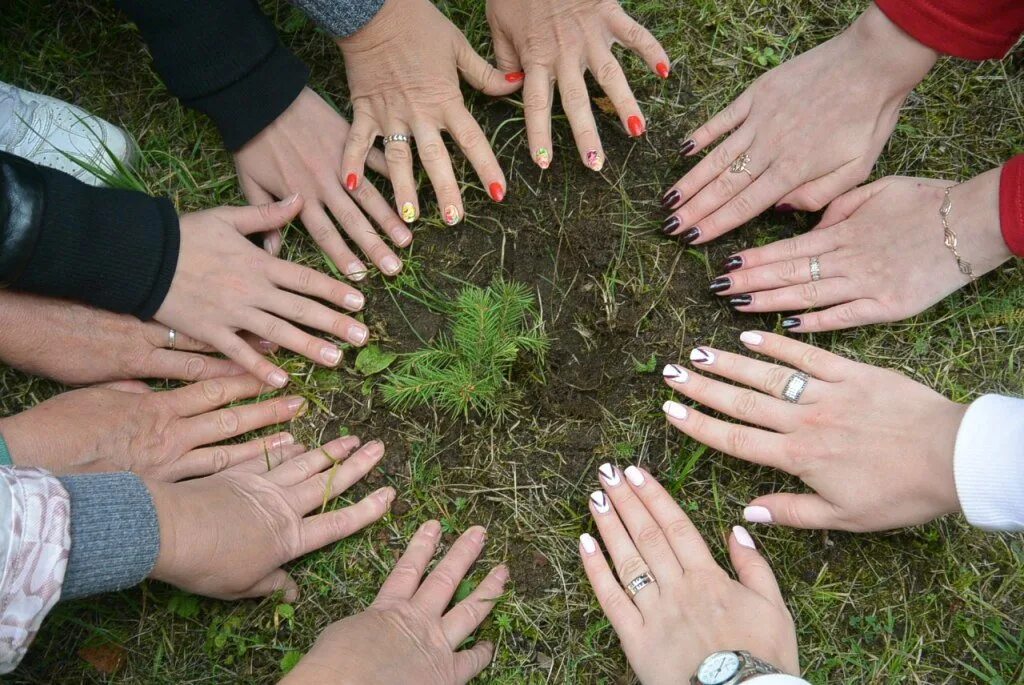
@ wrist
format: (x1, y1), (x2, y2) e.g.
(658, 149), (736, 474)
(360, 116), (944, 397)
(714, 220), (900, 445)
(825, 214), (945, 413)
(335, 0), (409, 54)
(928, 400), (969, 517)
(953, 167), (1014, 273)
(146, 478), (183, 585)
(847, 4), (937, 92)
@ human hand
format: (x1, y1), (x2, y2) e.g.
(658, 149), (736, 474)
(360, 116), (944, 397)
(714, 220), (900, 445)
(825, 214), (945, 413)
(580, 465), (798, 684)
(487, 0), (668, 170)
(662, 4), (938, 244)
(282, 522), (506, 684)
(0, 375), (304, 480)
(661, 332), (968, 531)
(234, 87), (411, 280)
(710, 169), (1012, 332)
(337, 0), (522, 226)
(149, 436), (394, 601)
(155, 196), (370, 389)
(0, 291), (243, 384)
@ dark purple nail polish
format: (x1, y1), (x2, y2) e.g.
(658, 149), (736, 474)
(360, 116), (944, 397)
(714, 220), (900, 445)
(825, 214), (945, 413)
(722, 254), (744, 272)
(681, 226), (701, 244)
(781, 317), (801, 330)
(709, 276), (731, 293)
(662, 216), (680, 234)
(661, 189), (681, 211)
(775, 203), (796, 213)
(729, 294), (752, 307)
(679, 139), (696, 156)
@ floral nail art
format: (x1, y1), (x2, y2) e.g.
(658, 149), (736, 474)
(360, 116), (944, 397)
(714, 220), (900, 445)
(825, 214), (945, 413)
(590, 491), (610, 514)
(535, 148), (551, 169)
(443, 205), (461, 226)
(401, 202), (417, 224)
(586, 150), (604, 171)
(598, 463), (620, 487)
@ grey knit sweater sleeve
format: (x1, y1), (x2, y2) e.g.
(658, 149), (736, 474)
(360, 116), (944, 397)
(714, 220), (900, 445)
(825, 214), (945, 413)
(59, 473), (160, 600)
(289, 0), (386, 37)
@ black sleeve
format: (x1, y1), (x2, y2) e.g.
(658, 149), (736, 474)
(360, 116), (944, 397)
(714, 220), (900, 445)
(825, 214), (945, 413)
(0, 151), (179, 320)
(111, 0), (311, 151)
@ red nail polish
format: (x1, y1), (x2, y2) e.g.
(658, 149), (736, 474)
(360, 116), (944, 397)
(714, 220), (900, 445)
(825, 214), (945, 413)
(628, 115), (645, 137)
(656, 62), (670, 79)
(346, 173), (358, 191)
(505, 71), (525, 83)
(489, 182), (505, 202)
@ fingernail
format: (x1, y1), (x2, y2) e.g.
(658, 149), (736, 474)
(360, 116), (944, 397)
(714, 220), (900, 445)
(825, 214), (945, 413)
(381, 255), (402, 275)
(344, 292), (365, 310)
(740, 331), (763, 346)
(349, 324), (369, 345)
(269, 433), (295, 448)
(690, 347), (715, 364)
(259, 339), (276, 351)
(535, 148), (551, 169)
(494, 565), (510, 582)
(347, 261), (367, 281)
(656, 62), (670, 79)
(422, 520), (441, 537)
(590, 491), (610, 514)
(709, 276), (731, 293)
(680, 226), (701, 244)
(443, 204), (461, 226)
(376, 487), (396, 504)
(269, 370), (290, 388)
(286, 397), (306, 412)
(322, 346), (341, 365)
(733, 525), (757, 549)
(679, 139), (695, 156)
(627, 115), (645, 137)
(281, 193), (300, 206)
(662, 216), (680, 235)
(598, 463), (621, 487)
(661, 189), (681, 211)
(774, 203), (796, 213)
(580, 533), (597, 555)
(505, 71), (525, 83)
(345, 173), (359, 191)
(472, 527), (487, 544)
(489, 182), (506, 203)
(394, 225), (414, 247)
(401, 202), (417, 223)
(623, 466), (645, 487)
(781, 317), (801, 330)
(263, 237), (275, 253)
(722, 254), (744, 272)
(662, 364), (688, 382)
(729, 294), (753, 308)
(586, 150), (604, 171)
(662, 400), (688, 420)
(743, 506), (773, 524)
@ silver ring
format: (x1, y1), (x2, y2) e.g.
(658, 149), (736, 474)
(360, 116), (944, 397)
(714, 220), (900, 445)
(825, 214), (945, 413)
(381, 133), (411, 146)
(781, 371), (810, 403)
(809, 256), (822, 282)
(167, 328), (177, 351)
(625, 572), (656, 598)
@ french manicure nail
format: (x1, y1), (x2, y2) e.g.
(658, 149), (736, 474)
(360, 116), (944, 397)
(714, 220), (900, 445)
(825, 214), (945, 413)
(590, 491), (610, 514)
(690, 347), (715, 365)
(627, 115), (645, 137)
(681, 226), (701, 244)
(679, 139), (696, 156)
(729, 294), (753, 307)
(443, 204), (461, 226)
(580, 533), (597, 554)
(598, 463), (621, 487)
(586, 150), (604, 171)
(322, 346), (341, 365)
(505, 71), (525, 83)
(269, 370), (290, 388)
(740, 331), (763, 346)
(661, 189), (681, 211)
(722, 254), (744, 272)
(344, 292), (365, 310)
(349, 325), (369, 345)
(662, 216), (680, 234)
(709, 276), (731, 293)
(662, 400), (688, 420)
(401, 202), (417, 223)
(381, 255), (402, 275)
(345, 173), (359, 191)
(535, 147), (551, 169)
(489, 182), (506, 203)
(624, 466), (645, 486)
(656, 62), (670, 79)
(733, 525), (757, 549)
(781, 317), (801, 330)
(662, 364), (688, 382)
(743, 506), (773, 524)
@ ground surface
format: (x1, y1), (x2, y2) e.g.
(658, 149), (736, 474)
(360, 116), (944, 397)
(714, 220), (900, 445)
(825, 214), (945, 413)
(2, 1), (1023, 683)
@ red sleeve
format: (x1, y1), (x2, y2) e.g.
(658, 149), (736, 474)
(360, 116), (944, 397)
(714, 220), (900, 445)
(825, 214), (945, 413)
(1000, 155), (1024, 258)
(874, 0), (1024, 60)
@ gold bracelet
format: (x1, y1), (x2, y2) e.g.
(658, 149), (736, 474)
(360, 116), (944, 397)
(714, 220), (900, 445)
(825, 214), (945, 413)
(940, 185), (975, 280)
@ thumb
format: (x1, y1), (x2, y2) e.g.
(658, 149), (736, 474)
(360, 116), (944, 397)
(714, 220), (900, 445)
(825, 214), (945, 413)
(241, 568), (299, 603)
(225, 194), (304, 236)
(728, 526), (785, 608)
(744, 493), (840, 530)
(813, 177), (896, 229)
(774, 160), (869, 214)
(453, 641), (495, 684)
(455, 35), (521, 97)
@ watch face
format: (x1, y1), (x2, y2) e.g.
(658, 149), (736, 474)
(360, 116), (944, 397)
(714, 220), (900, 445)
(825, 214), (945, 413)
(697, 651), (741, 684)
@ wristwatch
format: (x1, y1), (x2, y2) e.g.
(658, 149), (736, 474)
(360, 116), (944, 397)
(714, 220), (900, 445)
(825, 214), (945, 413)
(690, 650), (782, 685)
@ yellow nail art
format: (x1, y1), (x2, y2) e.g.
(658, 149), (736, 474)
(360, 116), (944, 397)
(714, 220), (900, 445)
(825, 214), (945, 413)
(586, 150), (604, 171)
(443, 204), (461, 225)
(536, 147), (550, 169)
(401, 202), (417, 223)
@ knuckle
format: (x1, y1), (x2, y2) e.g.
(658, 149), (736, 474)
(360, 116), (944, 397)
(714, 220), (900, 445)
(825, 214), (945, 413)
(310, 222), (337, 243)
(525, 91), (551, 111)
(779, 259), (801, 282)
(291, 299), (308, 321)
(431, 568), (460, 593)
(599, 586), (632, 615)
(711, 175), (735, 197)
(210, 446), (231, 472)
(202, 379), (227, 405)
(262, 319), (280, 341)
(799, 347), (823, 370)
(385, 145), (411, 163)
(636, 524), (664, 546)
(664, 518), (698, 544)
(296, 268), (314, 292)
(217, 408), (240, 435)
(595, 60), (621, 85)
(184, 356), (208, 381)
(711, 145), (735, 170)
(418, 142), (445, 163)
(453, 126), (484, 150)
(563, 86), (588, 104)
(726, 425), (751, 455)
(616, 555), (647, 581)
(623, 22), (644, 46)
(764, 366), (791, 395)
(798, 282), (820, 305)
(731, 390), (760, 420)
(771, 157), (802, 185)
(727, 193), (754, 218)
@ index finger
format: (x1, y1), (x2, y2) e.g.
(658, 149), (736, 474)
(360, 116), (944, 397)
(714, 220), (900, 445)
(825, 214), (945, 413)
(415, 526), (487, 614)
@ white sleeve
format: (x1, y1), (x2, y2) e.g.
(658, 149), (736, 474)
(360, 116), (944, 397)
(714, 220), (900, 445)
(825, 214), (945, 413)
(748, 676), (811, 684)
(953, 394), (1024, 531)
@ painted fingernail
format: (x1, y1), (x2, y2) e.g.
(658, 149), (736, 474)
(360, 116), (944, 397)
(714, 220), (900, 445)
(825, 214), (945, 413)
(661, 189), (681, 211)
(662, 364), (688, 382)
(624, 466), (645, 486)
(489, 182), (506, 203)
(681, 226), (701, 244)
(269, 370), (290, 388)
(662, 400), (688, 420)
(443, 204), (461, 226)
(743, 506), (773, 524)
(662, 216), (680, 235)
(381, 255), (402, 275)
(580, 533), (598, 555)
(722, 254), (744, 272)
(627, 115), (645, 137)
(286, 396), (306, 412)
(400, 202), (417, 223)
(679, 139), (696, 156)
(781, 317), (801, 330)
(349, 324), (369, 345)
(598, 463), (621, 487)
(344, 292), (365, 310)
(740, 331), (763, 346)
(690, 347), (715, 365)
(347, 261), (367, 281)
(535, 147), (551, 169)
(774, 203), (796, 213)
(729, 294), (753, 308)
(656, 62), (670, 79)
(590, 491), (610, 514)
(586, 150), (604, 171)
(345, 173), (359, 191)
(733, 525), (757, 549)
(322, 346), (341, 365)
(269, 433), (295, 448)
(505, 71), (525, 83)
(709, 276), (731, 293)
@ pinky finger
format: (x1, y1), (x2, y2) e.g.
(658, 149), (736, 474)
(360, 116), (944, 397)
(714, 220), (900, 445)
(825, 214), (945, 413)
(783, 299), (888, 333)
(684, 90), (753, 156)
(662, 401), (791, 471)
(211, 330), (291, 389)
(578, 533), (642, 632)
(300, 487), (396, 553)
(607, 10), (669, 77)
(728, 526), (787, 609)
(453, 641), (496, 684)
(174, 432), (299, 480)
(237, 568), (299, 603)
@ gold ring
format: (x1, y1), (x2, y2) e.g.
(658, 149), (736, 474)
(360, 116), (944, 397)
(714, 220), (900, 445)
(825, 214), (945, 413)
(730, 153), (753, 178)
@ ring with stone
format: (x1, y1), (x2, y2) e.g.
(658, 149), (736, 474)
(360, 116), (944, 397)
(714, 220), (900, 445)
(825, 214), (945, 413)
(781, 371), (810, 404)
(625, 572), (656, 598)
(809, 256), (822, 282)
(382, 133), (412, 146)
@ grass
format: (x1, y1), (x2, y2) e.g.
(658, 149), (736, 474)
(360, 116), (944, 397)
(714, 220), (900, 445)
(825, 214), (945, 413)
(2, 0), (1023, 683)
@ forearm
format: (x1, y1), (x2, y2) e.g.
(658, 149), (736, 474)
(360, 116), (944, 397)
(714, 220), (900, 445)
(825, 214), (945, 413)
(846, 3), (938, 92)
(288, 0), (385, 38)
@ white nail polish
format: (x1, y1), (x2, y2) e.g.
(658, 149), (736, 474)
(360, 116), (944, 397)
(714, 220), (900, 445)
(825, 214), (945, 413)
(624, 466), (645, 486)
(598, 463), (621, 486)
(590, 491), (610, 514)
(662, 400), (688, 420)
(580, 533), (597, 555)
(743, 506), (773, 524)
(690, 347), (716, 364)
(733, 525), (756, 549)
(740, 331), (763, 346)
(662, 364), (689, 382)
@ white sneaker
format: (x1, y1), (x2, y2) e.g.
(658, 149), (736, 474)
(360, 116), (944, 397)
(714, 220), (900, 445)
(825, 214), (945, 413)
(0, 81), (137, 187)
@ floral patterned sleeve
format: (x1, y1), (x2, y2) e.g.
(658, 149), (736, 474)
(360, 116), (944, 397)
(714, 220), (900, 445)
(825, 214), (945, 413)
(0, 467), (70, 674)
